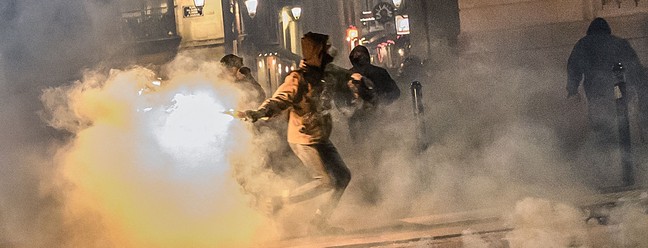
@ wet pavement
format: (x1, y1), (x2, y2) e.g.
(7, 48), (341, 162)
(263, 188), (648, 248)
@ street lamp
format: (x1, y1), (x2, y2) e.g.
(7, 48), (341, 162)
(392, 0), (402, 8)
(244, 0), (258, 18)
(291, 6), (302, 21)
(194, 0), (205, 15)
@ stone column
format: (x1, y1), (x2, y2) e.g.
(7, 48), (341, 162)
(407, 0), (431, 58)
(408, 0), (460, 61)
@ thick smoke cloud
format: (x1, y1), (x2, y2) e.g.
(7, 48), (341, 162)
(0, 1), (124, 247)
(331, 50), (592, 220)
(1, 0), (648, 247)
(0, 1), (283, 246)
(327, 41), (648, 245)
(505, 198), (589, 247)
(37, 56), (288, 247)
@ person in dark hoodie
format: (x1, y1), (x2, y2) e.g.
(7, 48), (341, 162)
(349, 46), (400, 105)
(241, 32), (372, 235)
(345, 45), (401, 204)
(347, 45), (401, 142)
(567, 17), (644, 187)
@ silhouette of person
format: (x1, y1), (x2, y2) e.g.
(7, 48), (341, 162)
(567, 17), (644, 188)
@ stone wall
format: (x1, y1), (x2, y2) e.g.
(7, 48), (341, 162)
(458, 0), (648, 63)
(175, 0), (225, 47)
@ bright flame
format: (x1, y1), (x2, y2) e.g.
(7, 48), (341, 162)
(41, 64), (276, 247)
(155, 91), (233, 167)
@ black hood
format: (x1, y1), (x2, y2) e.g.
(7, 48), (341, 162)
(587, 17), (611, 35)
(349, 45), (371, 68)
(301, 32), (333, 68)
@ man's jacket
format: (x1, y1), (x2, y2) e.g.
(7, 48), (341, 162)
(257, 67), (333, 145)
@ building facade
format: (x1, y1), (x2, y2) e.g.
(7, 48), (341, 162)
(337, 0), (461, 70)
(334, 0), (648, 70)
(458, 0), (648, 61)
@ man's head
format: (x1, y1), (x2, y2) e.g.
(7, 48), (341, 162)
(349, 45), (371, 67)
(220, 54), (244, 76)
(587, 17), (611, 35)
(301, 32), (333, 68)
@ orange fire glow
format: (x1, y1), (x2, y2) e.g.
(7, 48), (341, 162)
(46, 66), (275, 247)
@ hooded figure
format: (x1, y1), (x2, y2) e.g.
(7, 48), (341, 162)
(346, 45), (400, 144)
(242, 32), (352, 235)
(567, 17), (643, 187)
(349, 45), (400, 105)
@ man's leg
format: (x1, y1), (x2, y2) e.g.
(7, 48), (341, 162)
(283, 142), (351, 205)
(309, 142), (351, 221)
(273, 142), (350, 233)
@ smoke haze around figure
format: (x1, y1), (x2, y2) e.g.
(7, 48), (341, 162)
(3, 1), (648, 246)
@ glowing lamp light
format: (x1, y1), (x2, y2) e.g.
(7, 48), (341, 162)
(346, 26), (359, 41)
(194, 0), (205, 14)
(291, 7), (302, 21)
(193, 0), (205, 7)
(244, 0), (258, 18)
(398, 48), (405, 56)
(392, 0), (402, 8)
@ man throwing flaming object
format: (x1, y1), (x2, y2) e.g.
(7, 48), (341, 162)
(229, 32), (375, 234)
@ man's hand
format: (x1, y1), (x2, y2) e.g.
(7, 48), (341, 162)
(244, 110), (265, 123)
(351, 73), (362, 81)
(347, 74), (360, 101)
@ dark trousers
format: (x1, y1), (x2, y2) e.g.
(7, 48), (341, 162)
(288, 141), (351, 220)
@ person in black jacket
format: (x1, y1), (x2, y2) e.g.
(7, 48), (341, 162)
(346, 45), (401, 204)
(347, 45), (400, 142)
(349, 46), (400, 106)
(567, 17), (644, 187)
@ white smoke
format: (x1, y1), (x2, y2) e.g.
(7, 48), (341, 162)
(461, 229), (491, 248)
(504, 198), (589, 248)
(36, 54), (288, 247)
(608, 198), (648, 247)
(2, 0), (648, 246)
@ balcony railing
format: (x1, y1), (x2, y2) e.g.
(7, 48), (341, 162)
(120, 6), (177, 43)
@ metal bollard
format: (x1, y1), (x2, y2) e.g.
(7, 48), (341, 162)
(411, 81), (423, 116)
(410, 81), (428, 152)
(613, 62), (634, 187)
